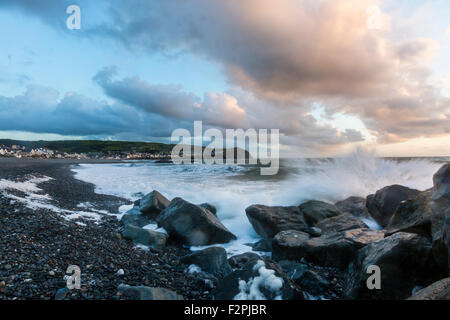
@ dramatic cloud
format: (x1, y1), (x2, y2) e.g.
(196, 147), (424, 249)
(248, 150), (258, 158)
(1, 0), (449, 148)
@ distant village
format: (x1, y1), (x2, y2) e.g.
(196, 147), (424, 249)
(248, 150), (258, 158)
(0, 144), (170, 160)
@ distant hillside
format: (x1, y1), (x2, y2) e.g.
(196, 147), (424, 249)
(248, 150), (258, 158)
(0, 139), (174, 154)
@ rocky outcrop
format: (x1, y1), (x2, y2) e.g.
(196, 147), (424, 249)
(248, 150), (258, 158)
(386, 163), (450, 276)
(366, 185), (421, 227)
(198, 203), (217, 216)
(215, 258), (305, 300)
(298, 200), (342, 226)
(344, 232), (439, 300)
(157, 197), (236, 246)
(272, 228), (384, 269)
(316, 213), (367, 234)
(335, 196), (369, 218)
(180, 247), (232, 279)
(407, 278), (450, 300)
(121, 225), (168, 249)
(245, 205), (309, 239)
(118, 284), (184, 300)
(136, 190), (170, 217)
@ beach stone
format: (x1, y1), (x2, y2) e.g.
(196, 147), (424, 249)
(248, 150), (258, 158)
(271, 230), (311, 261)
(122, 225), (168, 249)
(228, 252), (260, 269)
(138, 190), (170, 217)
(198, 203), (217, 216)
(366, 184), (421, 227)
(118, 284), (184, 300)
(296, 270), (330, 296)
(215, 258), (305, 300)
(343, 228), (385, 246)
(157, 197), (236, 246)
(180, 247), (232, 279)
(298, 200), (342, 226)
(344, 232), (438, 300)
(54, 288), (69, 300)
(335, 196), (369, 218)
(407, 277), (450, 300)
(277, 260), (308, 282)
(316, 213), (367, 234)
(308, 227), (322, 237)
(245, 205), (309, 239)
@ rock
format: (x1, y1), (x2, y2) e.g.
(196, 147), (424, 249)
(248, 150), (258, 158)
(386, 163), (450, 275)
(48, 270), (55, 276)
(215, 258), (305, 300)
(335, 196), (369, 218)
(122, 225), (168, 249)
(297, 270), (330, 297)
(116, 269), (125, 276)
(180, 247), (232, 279)
(344, 232), (440, 300)
(308, 227), (322, 237)
(198, 203), (217, 216)
(366, 185), (421, 227)
(343, 228), (385, 246)
(277, 260), (308, 283)
(120, 207), (154, 227)
(245, 205), (309, 239)
(407, 277), (450, 300)
(298, 200), (342, 226)
(54, 287), (69, 300)
(157, 197), (236, 246)
(118, 284), (184, 300)
(272, 231), (357, 269)
(251, 238), (272, 252)
(138, 190), (170, 216)
(271, 230), (311, 261)
(228, 252), (261, 269)
(316, 213), (367, 234)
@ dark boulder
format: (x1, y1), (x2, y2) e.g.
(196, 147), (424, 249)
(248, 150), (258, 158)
(157, 197), (236, 246)
(138, 190), (170, 217)
(215, 258), (305, 300)
(251, 238), (272, 252)
(316, 213), (367, 234)
(277, 260), (308, 283)
(180, 247), (232, 279)
(343, 232), (440, 300)
(298, 200), (342, 226)
(120, 207), (154, 227)
(271, 230), (311, 261)
(121, 225), (168, 249)
(118, 284), (184, 300)
(228, 252), (260, 269)
(407, 277), (450, 300)
(198, 203), (217, 216)
(335, 196), (369, 218)
(245, 205), (309, 239)
(366, 185), (421, 227)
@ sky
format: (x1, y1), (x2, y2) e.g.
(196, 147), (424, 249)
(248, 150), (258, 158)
(0, 0), (449, 157)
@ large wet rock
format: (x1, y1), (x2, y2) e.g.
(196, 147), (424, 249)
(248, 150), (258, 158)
(316, 213), (367, 234)
(120, 207), (154, 227)
(298, 200), (342, 226)
(272, 228), (384, 269)
(121, 225), (168, 249)
(118, 284), (184, 300)
(335, 197), (369, 218)
(180, 247), (232, 279)
(366, 185), (421, 227)
(245, 205), (309, 239)
(407, 278), (450, 300)
(198, 203), (217, 216)
(215, 258), (305, 300)
(344, 232), (439, 300)
(386, 163), (450, 275)
(228, 252), (260, 269)
(157, 197), (236, 246)
(137, 190), (170, 217)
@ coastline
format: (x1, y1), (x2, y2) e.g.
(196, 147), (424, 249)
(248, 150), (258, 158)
(0, 158), (211, 300)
